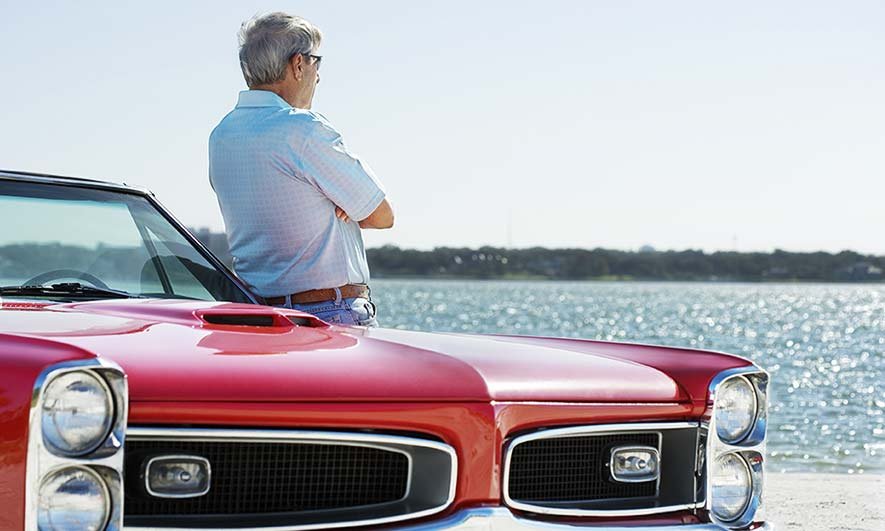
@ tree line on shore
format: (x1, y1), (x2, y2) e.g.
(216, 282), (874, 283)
(189, 229), (883, 282)
(364, 245), (884, 282)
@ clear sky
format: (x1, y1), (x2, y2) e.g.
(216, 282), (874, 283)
(1, 1), (883, 254)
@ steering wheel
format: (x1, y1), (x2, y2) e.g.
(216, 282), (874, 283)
(23, 269), (112, 290)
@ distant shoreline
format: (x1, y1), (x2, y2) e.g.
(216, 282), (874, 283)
(188, 229), (885, 283)
(364, 246), (885, 283)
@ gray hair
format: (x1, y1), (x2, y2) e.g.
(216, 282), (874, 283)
(238, 12), (322, 88)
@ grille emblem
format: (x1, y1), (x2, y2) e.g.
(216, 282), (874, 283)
(145, 455), (211, 498)
(609, 446), (659, 483)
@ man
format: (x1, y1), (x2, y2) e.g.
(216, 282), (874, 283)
(209, 13), (393, 326)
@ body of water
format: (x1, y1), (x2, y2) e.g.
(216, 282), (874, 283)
(373, 279), (885, 475)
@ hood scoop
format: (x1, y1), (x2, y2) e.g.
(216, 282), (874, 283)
(201, 313), (278, 327)
(196, 309), (326, 328)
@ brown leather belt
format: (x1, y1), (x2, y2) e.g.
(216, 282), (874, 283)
(264, 284), (370, 306)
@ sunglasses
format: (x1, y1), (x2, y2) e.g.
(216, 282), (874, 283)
(301, 53), (322, 71)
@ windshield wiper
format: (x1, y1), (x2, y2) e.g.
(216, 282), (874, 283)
(0, 282), (143, 299)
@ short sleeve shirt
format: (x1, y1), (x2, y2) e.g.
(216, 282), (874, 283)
(208, 90), (385, 297)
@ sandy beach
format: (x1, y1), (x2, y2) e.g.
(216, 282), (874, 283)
(765, 473), (884, 531)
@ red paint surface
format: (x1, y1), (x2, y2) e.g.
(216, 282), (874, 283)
(0, 299), (744, 404)
(0, 333), (97, 531)
(0, 298), (754, 525)
(487, 334), (753, 415)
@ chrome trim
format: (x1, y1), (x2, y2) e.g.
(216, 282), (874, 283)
(0, 169), (137, 193)
(121, 182), (157, 196)
(25, 358), (128, 531)
(708, 367), (769, 448)
(491, 401), (687, 406)
(128, 427), (416, 504)
(144, 455), (212, 499)
(609, 445), (661, 484)
(503, 422), (698, 517)
(129, 509), (777, 531)
(123, 507), (776, 531)
(125, 427), (457, 531)
(705, 366), (769, 530)
(346, 507), (777, 530)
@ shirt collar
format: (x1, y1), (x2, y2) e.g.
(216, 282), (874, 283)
(235, 90), (292, 109)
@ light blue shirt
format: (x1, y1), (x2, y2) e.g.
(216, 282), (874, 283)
(209, 90), (385, 297)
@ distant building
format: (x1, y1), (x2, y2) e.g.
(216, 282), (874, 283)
(639, 245), (656, 253)
(836, 262), (884, 281)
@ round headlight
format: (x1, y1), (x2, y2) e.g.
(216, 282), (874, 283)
(41, 371), (114, 456)
(38, 466), (110, 531)
(711, 453), (752, 522)
(714, 376), (757, 443)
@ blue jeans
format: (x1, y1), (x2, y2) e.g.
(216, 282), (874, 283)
(280, 295), (378, 327)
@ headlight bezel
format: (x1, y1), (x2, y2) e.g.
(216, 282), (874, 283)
(41, 369), (116, 457)
(25, 359), (128, 531)
(704, 366), (769, 530)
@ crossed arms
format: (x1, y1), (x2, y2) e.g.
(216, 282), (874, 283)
(335, 199), (394, 229)
(299, 118), (395, 231)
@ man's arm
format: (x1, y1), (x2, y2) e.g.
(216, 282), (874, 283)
(335, 199), (394, 229)
(358, 199), (394, 229)
(334, 201), (394, 229)
(300, 118), (391, 227)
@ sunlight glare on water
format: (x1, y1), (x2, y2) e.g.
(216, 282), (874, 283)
(373, 280), (885, 474)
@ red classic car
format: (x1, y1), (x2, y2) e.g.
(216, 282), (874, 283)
(0, 170), (771, 530)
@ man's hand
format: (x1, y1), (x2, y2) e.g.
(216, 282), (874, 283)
(335, 206), (350, 223)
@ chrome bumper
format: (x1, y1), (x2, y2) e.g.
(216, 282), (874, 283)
(391, 508), (774, 530)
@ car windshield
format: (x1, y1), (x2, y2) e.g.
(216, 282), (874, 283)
(0, 178), (251, 303)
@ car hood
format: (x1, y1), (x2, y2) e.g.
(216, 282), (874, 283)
(0, 298), (721, 404)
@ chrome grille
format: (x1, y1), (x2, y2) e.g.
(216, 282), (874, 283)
(123, 428), (456, 529)
(125, 439), (410, 515)
(508, 432), (659, 502)
(504, 422), (700, 516)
